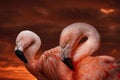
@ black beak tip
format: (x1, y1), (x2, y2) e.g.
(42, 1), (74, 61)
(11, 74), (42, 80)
(15, 50), (28, 63)
(62, 57), (74, 70)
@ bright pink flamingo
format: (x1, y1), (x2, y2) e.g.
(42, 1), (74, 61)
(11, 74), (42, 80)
(15, 22), (120, 80)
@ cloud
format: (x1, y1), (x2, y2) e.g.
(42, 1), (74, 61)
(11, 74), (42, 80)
(100, 8), (115, 14)
(0, 66), (36, 80)
(1, 0), (120, 28)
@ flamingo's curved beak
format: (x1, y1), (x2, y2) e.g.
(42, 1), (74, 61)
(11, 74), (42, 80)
(61, 43), (74, 70)
(15, 44), (28, 63)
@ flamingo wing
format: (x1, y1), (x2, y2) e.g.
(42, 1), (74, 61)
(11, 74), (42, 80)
(37, 46), (61, 80)
(76, 56), (120, 80)
(102, 59), (120, 80)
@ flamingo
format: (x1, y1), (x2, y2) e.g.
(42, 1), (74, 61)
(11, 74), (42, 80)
(15, 30), (62, 80)
(14, 22), (120, 80)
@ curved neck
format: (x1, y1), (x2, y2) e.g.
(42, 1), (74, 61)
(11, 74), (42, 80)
(24, 34), (41, 76)
(72, 24), (100, 62)
(24, 42), (38, 76)
(25, 39), (40, 63)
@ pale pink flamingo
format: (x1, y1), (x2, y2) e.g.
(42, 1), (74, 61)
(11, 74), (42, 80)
(15, 22), (120, 80)
(15, 30), (61, 80)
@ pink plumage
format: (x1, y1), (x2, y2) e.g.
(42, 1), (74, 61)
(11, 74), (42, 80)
(15, 22), (120, 80)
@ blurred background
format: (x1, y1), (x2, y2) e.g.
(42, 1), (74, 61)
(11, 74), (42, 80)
(0, 0), (120, 80)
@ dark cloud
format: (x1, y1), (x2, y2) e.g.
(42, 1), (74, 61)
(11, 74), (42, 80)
(50, 8), (100, 20)
(1, 0), (120, 28)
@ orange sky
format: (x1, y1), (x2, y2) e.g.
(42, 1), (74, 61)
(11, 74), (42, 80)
(0, 0), (120, 80)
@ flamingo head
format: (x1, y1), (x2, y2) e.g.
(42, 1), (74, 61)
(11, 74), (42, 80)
(59, 23), (85, 70)
(60, 23), (85, 59)
(15, 30), (34, 63)
(60, 22), (100, 70)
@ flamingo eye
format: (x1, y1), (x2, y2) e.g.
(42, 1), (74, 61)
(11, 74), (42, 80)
(79, 36), (88, 44)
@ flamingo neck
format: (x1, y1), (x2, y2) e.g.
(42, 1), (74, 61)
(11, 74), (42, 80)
(24, 36), (41, 76)
(25, 48), (37, 64)
(73, 26), (100, 62)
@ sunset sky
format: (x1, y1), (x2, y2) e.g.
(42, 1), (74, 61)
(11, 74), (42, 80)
(0, 0), (120, 80)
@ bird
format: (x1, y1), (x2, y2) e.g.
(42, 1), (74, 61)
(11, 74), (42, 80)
(59, 22), (120, 80)
(15, 30), (62, 80)
(14, 22), (120, 80)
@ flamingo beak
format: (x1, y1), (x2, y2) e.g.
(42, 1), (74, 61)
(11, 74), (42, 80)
(15, 45), (28, 63)
(61, 43), (74, 70)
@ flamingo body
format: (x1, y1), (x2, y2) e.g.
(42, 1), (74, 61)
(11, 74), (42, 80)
(14, 22), (120, 80)
(76, 56), (120, 80)
(57, 56), (120, 80)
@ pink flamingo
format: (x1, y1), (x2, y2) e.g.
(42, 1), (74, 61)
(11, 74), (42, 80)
(15, 22), (120, 80)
